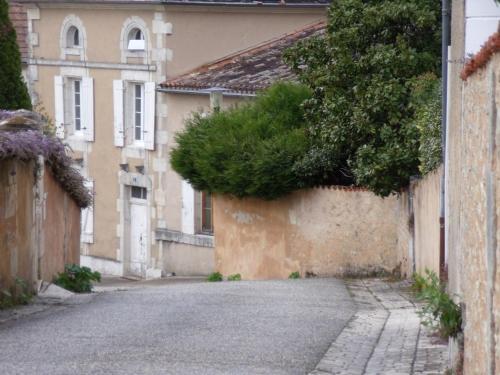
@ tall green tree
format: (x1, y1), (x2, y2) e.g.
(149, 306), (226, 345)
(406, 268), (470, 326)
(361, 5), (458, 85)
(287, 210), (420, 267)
(0, 0), (31, 110)
(284, 0), (441, 196)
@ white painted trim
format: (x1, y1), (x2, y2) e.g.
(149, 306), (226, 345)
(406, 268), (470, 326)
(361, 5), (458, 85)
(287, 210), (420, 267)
(181, 181), (195, 235)
(59, 14), (88, 61)
(120, 16), (152, 64)
(113, 80), (125, 147)
(29, 59), (157, 72)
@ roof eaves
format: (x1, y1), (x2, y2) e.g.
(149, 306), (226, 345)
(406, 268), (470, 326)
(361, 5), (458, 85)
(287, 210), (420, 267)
(157, 86), (257, 97)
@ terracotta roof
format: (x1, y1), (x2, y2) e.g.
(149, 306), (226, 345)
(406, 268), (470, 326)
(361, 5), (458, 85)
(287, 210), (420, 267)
(160, 21), (326, 94)
(8, 2), (28, 62)
(461, 30), (500, 81)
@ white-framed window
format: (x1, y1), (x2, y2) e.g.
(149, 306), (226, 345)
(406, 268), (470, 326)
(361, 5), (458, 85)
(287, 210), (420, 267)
(113, 80), (155, 150)
(134, 83), (144, 143)
(66, 26), (80, 48)
(54, 75), (94, 141)
(128, 28), (145, 51)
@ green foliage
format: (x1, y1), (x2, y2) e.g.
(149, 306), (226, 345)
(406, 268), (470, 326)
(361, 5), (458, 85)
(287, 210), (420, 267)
(413, 269), (462, 339)
(207, 272), (223, 282)
(54, 264), (101, 293)
(284, 0), (441, 196)
(288, 271), (300, 279)
(0, 0), (32, 110)
(227, 273), (242, 281)
(0, 278), (33, 309)
(410, 73), (442, 175)
(171, 82), (312, 200)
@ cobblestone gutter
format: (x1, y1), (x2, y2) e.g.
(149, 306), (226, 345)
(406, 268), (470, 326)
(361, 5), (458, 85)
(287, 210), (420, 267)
(310, 279), (448, 375)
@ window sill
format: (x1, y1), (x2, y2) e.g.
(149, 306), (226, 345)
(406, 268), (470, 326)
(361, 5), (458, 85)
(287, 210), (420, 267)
(63, 47), (83, 56)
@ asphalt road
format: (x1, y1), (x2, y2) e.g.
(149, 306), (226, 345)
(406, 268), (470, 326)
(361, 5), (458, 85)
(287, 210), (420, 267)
(0, 278), (355, 375)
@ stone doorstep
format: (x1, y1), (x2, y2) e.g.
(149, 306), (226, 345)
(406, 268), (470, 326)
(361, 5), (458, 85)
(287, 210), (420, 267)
(309, 279), (449, 375)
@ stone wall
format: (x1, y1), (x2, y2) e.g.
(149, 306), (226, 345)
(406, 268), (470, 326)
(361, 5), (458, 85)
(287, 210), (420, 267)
(214, 187), (401, 280)
(449, 51), (500, 375)
(0, 159), (81, 292)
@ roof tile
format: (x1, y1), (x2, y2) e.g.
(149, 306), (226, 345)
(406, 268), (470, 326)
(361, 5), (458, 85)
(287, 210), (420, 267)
(160, 21), (326, 94)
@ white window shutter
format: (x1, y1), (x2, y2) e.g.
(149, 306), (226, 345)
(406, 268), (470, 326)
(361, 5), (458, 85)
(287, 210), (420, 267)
(144, 82), (156, 150)
(113, 80), (125, 147)
(54, 76), (65, 139)
(82, 77), (94, 142)
(81, 180), (94, 244)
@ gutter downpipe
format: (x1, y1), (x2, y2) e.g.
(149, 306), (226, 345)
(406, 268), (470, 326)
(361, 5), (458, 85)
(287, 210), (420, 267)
(440, 0), (450, 281)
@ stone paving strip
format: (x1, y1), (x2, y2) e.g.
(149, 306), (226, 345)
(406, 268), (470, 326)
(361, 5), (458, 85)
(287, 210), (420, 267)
(310, 279), (448, 375)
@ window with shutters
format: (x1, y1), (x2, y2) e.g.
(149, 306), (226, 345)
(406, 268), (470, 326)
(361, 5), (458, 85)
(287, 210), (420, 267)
(54, 75), (94, 141)
(113, 80), (155, 150)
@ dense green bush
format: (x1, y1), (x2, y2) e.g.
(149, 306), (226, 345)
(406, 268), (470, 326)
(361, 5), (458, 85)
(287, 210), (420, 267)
(54, 264), (101, 293)
(171, 82), (312, 200)
(410, 73), (442, 175)
(0, 0), (32, 110)
(284, 0), (441, 196)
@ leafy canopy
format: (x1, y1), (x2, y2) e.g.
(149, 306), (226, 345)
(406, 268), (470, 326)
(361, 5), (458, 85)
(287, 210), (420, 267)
(170, 82), (312, 200)
(0, 0), (31, 110)
(284, 0), (442, 196)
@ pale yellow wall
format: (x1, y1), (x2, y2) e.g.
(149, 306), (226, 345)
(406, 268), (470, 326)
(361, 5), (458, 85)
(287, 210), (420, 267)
(34, 6), (159, 63)
(413, 166), (442, 276)
(165, 7), (326, 76)
(214, 188), (401, 280)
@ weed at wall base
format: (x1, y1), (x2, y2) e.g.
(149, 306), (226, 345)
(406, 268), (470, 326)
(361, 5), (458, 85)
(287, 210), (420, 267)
(412, 269), (462, 339)
(207, 272), (223, 282)
(0, 278), (33, 309)
(54, 264), (101, 293)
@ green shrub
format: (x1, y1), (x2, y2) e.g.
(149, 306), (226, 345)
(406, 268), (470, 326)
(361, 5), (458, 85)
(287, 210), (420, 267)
(410, 73), (442, 175)
(288, 271), (300, 279)
(54, 264), (101, 293)
(227, 274), (241, 281)
(284, 0), (441, 196)
(0, 278), (32, 309)
(414, 269), (462, 339)
(207, 272), (223, 282)
(171, 82), (312, 200)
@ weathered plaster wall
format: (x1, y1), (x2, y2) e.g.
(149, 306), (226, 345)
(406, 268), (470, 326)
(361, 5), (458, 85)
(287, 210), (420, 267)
(214, 188), (401, 280)
(413, 167), (442, 276)
(0, 160), (81, 292)
(453, 52), (500, 375)
(0, 160), (36, 291)
(40, 169), (81, 282)
(161, 242), (214, 276)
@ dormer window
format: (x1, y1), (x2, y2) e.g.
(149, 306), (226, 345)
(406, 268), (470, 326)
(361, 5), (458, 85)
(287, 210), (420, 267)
(128, 28), (145, 51)
(67, 26), (80, 48)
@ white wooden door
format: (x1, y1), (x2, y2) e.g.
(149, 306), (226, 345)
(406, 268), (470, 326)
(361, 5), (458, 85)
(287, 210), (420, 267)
(129, 196), (148, 277)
